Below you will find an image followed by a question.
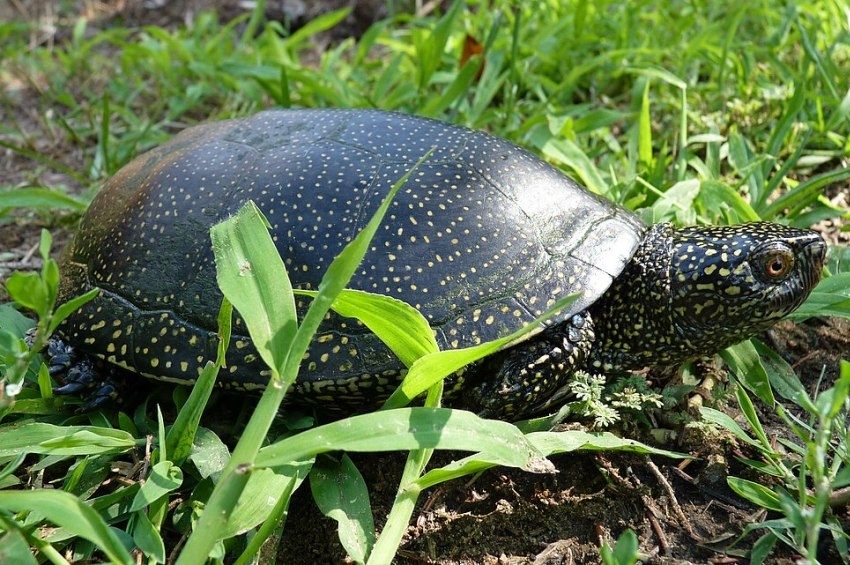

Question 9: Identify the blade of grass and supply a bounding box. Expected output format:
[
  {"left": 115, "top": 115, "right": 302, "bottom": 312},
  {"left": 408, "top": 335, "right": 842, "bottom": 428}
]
[
  {"left": 211, "top": 202, "right": 296, "bottom": 378},
  {"left": 0, "top": 187, "right": 89, "bottom": 213},
  {"left": 165, "top": 299, "right": 232, "bottom": 465},
  {"left": 178, "top": 155, "right": 432, "bottom": 563},
  {"left": 761, "top": 167, "right": 850, "bottom": 219},
  {"left": 721, "top": 341, "right": 776, "bottom": 406},
  {"left": 294, "top": 288, "right": 438, "bottom": 367},
  {"left": 382, "top": 293, "right": 579, "bottom": 409},
  {"left": 0, "top": 423, "right": 137, "bottom": 457},
  {"left": 0, "top": 140, "right": 89, "bottom": 185},
  {"left": 0, "top": 490, "right": 132, "bottom": 565},
  {"left": 256, "top": 408, "right": 548, "bottom": 470}
]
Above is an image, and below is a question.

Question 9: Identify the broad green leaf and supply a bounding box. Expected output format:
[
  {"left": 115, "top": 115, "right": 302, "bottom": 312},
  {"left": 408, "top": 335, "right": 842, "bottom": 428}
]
[
  {"left": 230, "top": 460, "right": 314, "bottom": 564},
  {"left": 211, "top": 201, "right": 296, "bottom": 377},
  {"left": 310, "top": 455, "right": 375, "bottom": 564},
  {"left": 612, "top": 529, "right": 639, "bottom": 565},
  {"left": 0, "top": 305, "right": 33, "bottom": 338},
  {"left": 792, "top": 294, "right": 850, "bottom": 320},
  {"left": 750, "top": 339, "right": 815, "bottom": 413},
  {"left": 5, "top": 272, "right": 47, "bottom": 317},
  {"left": 132, "top": 511, "right": 166, "bottom": 563},
  {"left": 49, "top": 288, "right": 100, "bottom": 334},
  {"left": 0, "top": 423, "right": 136, "bottom": 457},
  {"left": 734, "top": 385, "right": 772, "bottom": 449},
  {"left": 189, "top": 427, "right": 231, "bottom": 481},
  {"left": 698, "top": 180, "right": 761, "bottom": 222},
  {"left": 0, "top": 187, "right": 89, "bottom": 212},
  {"left": 0, "top": 489, "right": 132, "bottom": 565},
  {"left": 0, "top": 528, "right": 38, "bottom": 565},
  {"left": 129, "top": 461, "right": 183, "bottom": 512},
  {"left": 219, "top": 461, "right": 313, "bottom": 540},
  {"left": 382, "top": 293, "right": 579, "bottom": 409},
  {"left": 295, "top": 288, "right": 437, "bottom": 367},
  {"left": 727, "top": 477, "right": 782, "bottom": 512},
  {"left": 721, "top": 341, "right": 775, "bottom": 406},
  {"left": 256, "top": 408, "right": 551, "bottom": 473},
  {"left": 699, "top": 407, "right": 761, "bottom": 448},
  {"left": 792, "top": 273, "right": 850, "bottom": 320}
]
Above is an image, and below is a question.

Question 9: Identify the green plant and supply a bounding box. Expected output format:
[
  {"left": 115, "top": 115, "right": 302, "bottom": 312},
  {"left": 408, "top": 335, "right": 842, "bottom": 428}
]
[
  {"left": 704, "top": 356, "right": 850, "bottom": 563},
  {"left": 0, "top": 230, "right": 97, "bottom": 413},
  {"left": 176, "top": 191, "right": 682, "bottom": 563},
  {"left": 600, "top": 528, "right": 640, "bottom": 565}
]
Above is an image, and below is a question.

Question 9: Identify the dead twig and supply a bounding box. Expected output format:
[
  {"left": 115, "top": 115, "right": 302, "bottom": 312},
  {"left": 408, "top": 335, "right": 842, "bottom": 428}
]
[
  {"left": 646, "top": 459, "right": 701, "bottom": 541},
  {"left": 829, "top": 486, "right": 850, "bottom": 508},
  {"left": 139, "top": 434, "right": 153, "bottom": 480},
  {"left": 646, "top": 510, "right": 670, "bottom": 556}
]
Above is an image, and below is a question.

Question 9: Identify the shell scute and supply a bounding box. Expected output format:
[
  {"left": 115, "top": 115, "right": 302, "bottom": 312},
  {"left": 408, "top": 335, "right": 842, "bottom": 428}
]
[{"left": 60, "top": 109, "right": 646, "bottom": 389}]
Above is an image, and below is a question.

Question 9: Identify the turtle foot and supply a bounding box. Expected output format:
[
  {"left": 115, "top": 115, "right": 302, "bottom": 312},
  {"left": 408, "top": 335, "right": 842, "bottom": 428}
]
[
  {"left": 45, "top": 336, "right": 122, "bottom": 411},
  {"left": 465, "top": 312, "right": 596, "bottom": 419}
]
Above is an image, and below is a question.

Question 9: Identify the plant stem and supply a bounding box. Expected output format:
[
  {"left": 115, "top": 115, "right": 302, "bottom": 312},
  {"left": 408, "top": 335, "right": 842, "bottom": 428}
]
[
  {"left": 366, "top": 454, "right": 425, "bottom": 564},
  {"left": 175, "top": 376, "right": 290, "bottom": 564}
]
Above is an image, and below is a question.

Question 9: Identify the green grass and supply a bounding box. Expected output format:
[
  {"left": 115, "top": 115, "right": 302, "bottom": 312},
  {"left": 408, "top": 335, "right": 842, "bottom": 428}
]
[{"left": 1, "top": 0, "right": 850, "bottom": 562}]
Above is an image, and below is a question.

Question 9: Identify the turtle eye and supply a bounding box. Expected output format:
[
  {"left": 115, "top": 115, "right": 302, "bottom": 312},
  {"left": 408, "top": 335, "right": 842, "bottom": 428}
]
[{"left": 760, "top": 249, "right": 794, "bottom": 280}]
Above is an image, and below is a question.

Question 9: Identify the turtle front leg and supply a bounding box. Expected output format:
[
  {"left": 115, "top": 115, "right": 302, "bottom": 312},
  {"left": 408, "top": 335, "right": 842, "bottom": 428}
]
[
  {"left": 464, "top": 312, "right": 596, "bottom": 418},
  {"left": 40, "top": 335, "right": 123, "bottom": 411}
]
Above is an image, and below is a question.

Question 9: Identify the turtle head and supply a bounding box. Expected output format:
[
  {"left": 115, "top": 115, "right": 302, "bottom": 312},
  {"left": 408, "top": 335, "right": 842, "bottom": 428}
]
[
  {"left": 588, "top": 222, "right": 825, "bottom": 372},
  {"left": 669, "top": 222, "right": 826, "bottom": 348}
]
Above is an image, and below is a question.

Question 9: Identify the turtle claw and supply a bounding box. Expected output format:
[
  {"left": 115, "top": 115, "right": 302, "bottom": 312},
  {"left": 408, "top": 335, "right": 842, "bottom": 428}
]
[
  {"left": 43, "top": 337, "right": 123, "bottom": 411},
  {"left": 77, "top": 382, "right": 118, "bottom": 412},
  {"left": 47, "top": 344, "right": 74, "bottom": 375},
  {"left": 52, "top": 358, "right": 96, "bottom": 395}
]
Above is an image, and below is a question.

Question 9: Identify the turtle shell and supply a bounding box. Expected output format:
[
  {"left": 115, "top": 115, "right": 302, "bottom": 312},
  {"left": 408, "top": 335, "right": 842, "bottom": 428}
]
[{"left": 59, "top": 109, "right": 646, "bottom": 400}]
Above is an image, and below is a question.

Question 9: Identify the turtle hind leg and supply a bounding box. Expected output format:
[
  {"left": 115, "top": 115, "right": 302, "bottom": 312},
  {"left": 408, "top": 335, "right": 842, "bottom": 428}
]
[
  {"left": 42, "top": 335, "right": 124, "bottom": 411},
  {"left": 463, "top": 312, "right": 595, "bottom": 419}
]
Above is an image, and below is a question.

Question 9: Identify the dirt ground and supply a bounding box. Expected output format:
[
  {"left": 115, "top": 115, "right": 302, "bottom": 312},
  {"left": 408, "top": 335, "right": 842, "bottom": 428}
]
[{"left": 2, "top": 3, "right": 849, "bottom": 564}]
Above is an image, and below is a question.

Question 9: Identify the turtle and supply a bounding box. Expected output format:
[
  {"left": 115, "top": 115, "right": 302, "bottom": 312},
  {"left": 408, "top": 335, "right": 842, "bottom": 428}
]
[{"left": 51, "top": 109, "right": 827, "bottom": 417}]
